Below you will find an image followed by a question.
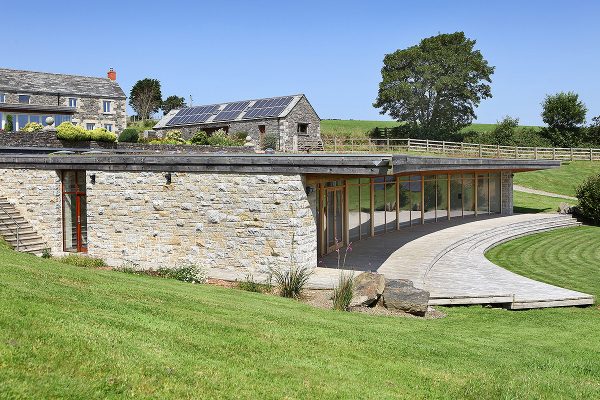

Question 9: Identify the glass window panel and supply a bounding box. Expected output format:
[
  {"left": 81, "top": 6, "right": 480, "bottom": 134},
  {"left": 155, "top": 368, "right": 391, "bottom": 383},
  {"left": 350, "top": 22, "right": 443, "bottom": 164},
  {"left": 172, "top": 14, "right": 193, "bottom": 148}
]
[
  {"left": 63, "top": 171, "right": 77, "bottom": 192},
  {"left": 463, "top": 175, "right": 475, "bottom": 216},
  {"left": 335, "top": 190, "right": 344, "bottom": 246},
  {"left": 450, "top": 175, "right": 463, "bottom": 218},
  {"left": 63, "top": 193, "right": 77, "bottom": 252},
  {"left": 348, "top": 184, "right": 361, "bottom": 242},
  {"left": 489, "top": 173, "right": 501, "bottom": 213},
  {"left": 477, "top": 174, "right": 489, "bottom": 214},
  {"left": 359, "top": 184, "right": 371, "bottom": 239},
  {"left": 80, "top": 195, "right": 88, "bottom": 248},
  {"left": 17, "top": 115, "right": 28, "bottom": 130},
  {"left": 385, "top": 181, "right": 397, "bottom": 231},
  {"left": 18, "top": 95, "right": 30, "bottom": 104},
  {"left": 423, "top": 179, "right": 436, "bottom": 223},
  {"left": 436, "top": 175, "right": 448, "bottom": 221},
  {"left": 373, "top": 183, "right": 386, "bottom": 234},
  {"left": 327, "top": 191, "right": 335, "bottom": 248},
  {"left": 410, "top": 176, "right": 422, "bottom": 225},
  {"left": 399, "top": 180, "right": 411, "bottom": 227},
  {"left": 29, "top": 115, "right": 40, "bottom": 124}
]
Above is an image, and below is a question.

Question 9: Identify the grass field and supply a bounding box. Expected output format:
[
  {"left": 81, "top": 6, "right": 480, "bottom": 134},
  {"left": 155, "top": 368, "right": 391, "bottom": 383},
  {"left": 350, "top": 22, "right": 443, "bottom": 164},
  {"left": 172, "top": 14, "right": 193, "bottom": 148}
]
[
  {"left": 2, "top": 239, "right": 600, "bottom": 399},
  {"left": 514, "top": 161, "right": 600, "bottom": 197},
  {"left": 486, "top": 225, "right": 600, "bottom": 299},
  {"left": 513, "top": 191, "right": 567, "bottom": 213},
  {"left": 320, "top": 120, "right": 540, "bottom": 139}
]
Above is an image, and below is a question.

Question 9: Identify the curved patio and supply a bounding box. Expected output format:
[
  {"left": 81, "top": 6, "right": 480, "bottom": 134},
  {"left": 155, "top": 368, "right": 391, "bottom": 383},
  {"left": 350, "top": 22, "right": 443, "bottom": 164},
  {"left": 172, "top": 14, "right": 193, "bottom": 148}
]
[{"left": 311, "top": 214, "right": 595, "bottom": 309}]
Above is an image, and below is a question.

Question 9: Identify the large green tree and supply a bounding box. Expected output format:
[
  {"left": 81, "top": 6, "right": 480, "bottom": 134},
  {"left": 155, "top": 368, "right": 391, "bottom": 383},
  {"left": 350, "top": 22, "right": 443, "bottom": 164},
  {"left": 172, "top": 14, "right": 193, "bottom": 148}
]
[
  {"left": 540, "top": 92, "right": 587, "bottom": 147},
  {"left": 373, "top": 32, "right": 494, "bottom": 139},
  {"left": 161, "top": 95, "right": 187, "bottom": 115},
  {"left": 129, "top": 78, "right": 162, "bottom": 120}
]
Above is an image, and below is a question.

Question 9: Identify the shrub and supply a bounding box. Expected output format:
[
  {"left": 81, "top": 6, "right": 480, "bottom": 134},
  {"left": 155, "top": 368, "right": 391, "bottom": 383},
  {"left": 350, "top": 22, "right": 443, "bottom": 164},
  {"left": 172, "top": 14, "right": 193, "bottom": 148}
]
[
  {"left": 41, "top": 248, "right": 52, "bottom": 258},
  {"left": 162, "top": 130, "right": 187, "bottom": 144},
  {"left": 190, "top": 130, "right": 209, "bottom": 145},
  {"left": 262, "top": 133, "right": 279, "bottom": 150},
  {"left": 207, "top": 129, "right": 238, "bottom": 146},
  {"left": 21, "top": 122, "right": 44, "bottom": 133},
  {"left": 57, "top": 254, "right": 107, "bottom": 268},
  {"left": 271, "top": 266, "right": 312, "bottom": 299},
  {"left": 118, "top": 128, "right": 139, "bottom": 143},
  {"left": 56, "top": 122, "right": 90, "bottom": 141},
  {"left": 232, "top": 131, "right": 249, "bottom": 143},
  {"left": 89, "top": 128, "right": 117, "bottom": 142},
  {"left": 155, "top": 264, "right": 206, "bottom": 283},
  {"left": 238, "top": 274, "right": 272, "bottom": 293},
  {"left": 332, "top": 271, "right": 354, "bottom": 311},
  {"left": 5, "top": 115, "right": 13, "bottom": 132},
  {"left": 576, "top": 174, "right": 600, "bottom": 225}
]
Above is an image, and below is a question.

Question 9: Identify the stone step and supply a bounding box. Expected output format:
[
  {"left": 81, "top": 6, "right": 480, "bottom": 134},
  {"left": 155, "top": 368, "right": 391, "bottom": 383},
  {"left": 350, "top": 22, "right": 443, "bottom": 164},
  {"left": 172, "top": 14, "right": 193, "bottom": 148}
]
[
  {"left": 5, "top": 237, "right": 46, "bottom": 247},
  {"left": 3, "top": 231, "right": 42, "bottom": 241}
]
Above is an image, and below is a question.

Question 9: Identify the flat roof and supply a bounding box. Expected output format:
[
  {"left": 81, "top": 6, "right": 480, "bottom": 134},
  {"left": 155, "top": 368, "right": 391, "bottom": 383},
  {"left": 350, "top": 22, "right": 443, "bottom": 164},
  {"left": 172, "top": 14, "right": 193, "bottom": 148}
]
[{"left": 0, "top": 151, "right": 560, "bottom": 175}]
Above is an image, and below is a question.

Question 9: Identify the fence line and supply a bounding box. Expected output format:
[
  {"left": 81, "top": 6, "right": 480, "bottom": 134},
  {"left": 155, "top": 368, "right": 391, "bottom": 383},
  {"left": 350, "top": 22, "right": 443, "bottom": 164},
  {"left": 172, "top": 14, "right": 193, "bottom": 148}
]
[{"left": 321, "top": 137, "right": 600, "bottom": 161}]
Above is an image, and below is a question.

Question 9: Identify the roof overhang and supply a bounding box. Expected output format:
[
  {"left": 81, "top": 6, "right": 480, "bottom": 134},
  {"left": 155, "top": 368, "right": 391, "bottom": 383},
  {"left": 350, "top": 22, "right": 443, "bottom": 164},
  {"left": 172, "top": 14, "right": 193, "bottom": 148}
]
[
  {"left": 0, "top": 103, "right": 76, "bottom": 114},
  {"left": 0, "top": 151, "right": 560, "bottom": 175}
]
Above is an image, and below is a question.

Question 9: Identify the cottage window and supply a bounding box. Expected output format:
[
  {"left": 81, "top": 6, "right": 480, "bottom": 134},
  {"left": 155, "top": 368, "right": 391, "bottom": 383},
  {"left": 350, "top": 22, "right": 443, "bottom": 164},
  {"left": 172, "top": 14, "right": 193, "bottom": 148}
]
[
  {"left": 18, "top": 95, "right": 31, "bottom": 104},
  {"left": 69, "top": 98, "right": 77, "bottom": 108},
  {"left": 86, "top": 123, "right": 95, "bottom": 130},
  {"left": 104, "top": 124, "right": 113, "bottom": 132},
  {"left": 103, "top": 100, "right": 111, "bottom": 113},
  {"left": 297, "top": 123, "right": 308, "bottom": 134},
  {"left": 62, "top": 170, "right": 87, "bottom": 253},
  {"left": 0, "top": 93, "right": 5, "bottom": 103}
]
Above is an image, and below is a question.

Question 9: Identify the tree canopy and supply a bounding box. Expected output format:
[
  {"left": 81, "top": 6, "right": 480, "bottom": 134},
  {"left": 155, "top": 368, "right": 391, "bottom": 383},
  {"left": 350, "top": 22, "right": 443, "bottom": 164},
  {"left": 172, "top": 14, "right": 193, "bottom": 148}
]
[
  {"left": 129, "top": 78, "right": 162, "bottom": 120},
  {"left": 162, "top": 95, "right": 187, "bottom": 115},
  {"left": 373, "top": 32, "right": 494, "bottom": 139},
  {"left": 540, "top": 92, "right": 587, "bottom": 146}
]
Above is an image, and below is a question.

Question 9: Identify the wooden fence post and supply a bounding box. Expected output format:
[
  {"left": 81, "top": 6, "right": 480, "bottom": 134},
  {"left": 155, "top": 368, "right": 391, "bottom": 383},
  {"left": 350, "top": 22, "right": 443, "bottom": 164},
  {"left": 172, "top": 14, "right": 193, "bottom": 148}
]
[
  {"left": 334, "top": 137, "right": 338, "bottom": 152},
  {"left": 386, "top": 138, "right": 390, "bottom": 151},
  {"left": 534, "top": 147, "right": 538, "bottom": 160},
  {"left": 442, "top": 141, "right": 446, "bottom": 154},
  {"left": 497, "top": 145, "right": 500, "bottom": 157},
  {"left": 570, "top": 148, "right": 574, "bottom": 161},
  {"left": 479, "top": 143, "right": 482, "bottom": 157},
  {"left": 515, "top": 146, "right": 518, "bottom": 158},
  {"left": 553, "top": 148, "right": 556, "bottom": 160},
  {"left": 591, "top": 148, "right": 594, "bottom": 161}
]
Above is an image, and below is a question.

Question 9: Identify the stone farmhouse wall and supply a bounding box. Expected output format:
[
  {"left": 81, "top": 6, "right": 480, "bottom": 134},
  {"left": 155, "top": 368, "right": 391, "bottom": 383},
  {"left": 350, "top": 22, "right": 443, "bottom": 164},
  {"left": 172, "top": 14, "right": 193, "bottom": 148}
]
[
  {"left": 501, "top": 171, "right": 514, "bottom": 215},
  {"left": 0, "top": 168, "right": 318, "bottom": 281},
  {"left": 2, "top": 91, "right": 127, "bottom": 132}
]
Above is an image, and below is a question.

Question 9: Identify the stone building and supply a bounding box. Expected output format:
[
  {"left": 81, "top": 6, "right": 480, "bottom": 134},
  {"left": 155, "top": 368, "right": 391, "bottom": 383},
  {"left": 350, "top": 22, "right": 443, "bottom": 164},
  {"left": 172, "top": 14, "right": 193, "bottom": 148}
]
[
  {"left": 0, "top": 67, "right": 127, "bottom": 133},
  {"left": 153, "top": 94, "right": 322, "bottom": 152},
  {"left": 0, "top": 150, "right": 556, "bottom": 283}
]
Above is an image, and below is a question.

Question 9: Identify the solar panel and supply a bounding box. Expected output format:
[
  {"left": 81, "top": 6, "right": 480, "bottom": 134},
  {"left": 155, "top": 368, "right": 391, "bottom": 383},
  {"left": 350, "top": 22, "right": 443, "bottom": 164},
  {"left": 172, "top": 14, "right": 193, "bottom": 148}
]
[
  {"left": 222, "top": 101, "right": 250, "bottom": 112},
  {"left": 242, "top": 96, "right": 294, "bottom": 120}
]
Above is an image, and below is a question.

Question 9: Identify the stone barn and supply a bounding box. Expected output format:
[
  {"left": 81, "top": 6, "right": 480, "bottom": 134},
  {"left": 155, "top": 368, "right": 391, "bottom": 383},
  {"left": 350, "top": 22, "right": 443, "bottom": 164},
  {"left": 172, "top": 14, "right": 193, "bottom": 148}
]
[{"left": 153, "top": 94, "right": 322, "bottom": 152}]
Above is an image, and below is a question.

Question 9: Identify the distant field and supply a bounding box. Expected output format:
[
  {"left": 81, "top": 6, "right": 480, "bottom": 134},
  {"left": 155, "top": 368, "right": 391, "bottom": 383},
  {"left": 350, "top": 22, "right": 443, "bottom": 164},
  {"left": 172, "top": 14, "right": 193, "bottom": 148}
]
[
  {"left": 514, "top": 161, "right": 600, "bottom": 197},
  {"left": 321, "top": 120, "right": 540, "bottom": 139}
]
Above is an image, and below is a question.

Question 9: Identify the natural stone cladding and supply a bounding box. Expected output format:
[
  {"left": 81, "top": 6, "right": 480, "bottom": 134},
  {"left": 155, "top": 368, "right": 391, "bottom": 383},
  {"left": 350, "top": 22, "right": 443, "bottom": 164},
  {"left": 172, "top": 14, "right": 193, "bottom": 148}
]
[
  {"left": 0, "top": 168, "right": 63, "bottom": 253},
  {"left": 86, "top": 171, "right": 317, "bottom": 280},
  {"left": 501, "top": 171, "right": 514, "bottom": 215}
]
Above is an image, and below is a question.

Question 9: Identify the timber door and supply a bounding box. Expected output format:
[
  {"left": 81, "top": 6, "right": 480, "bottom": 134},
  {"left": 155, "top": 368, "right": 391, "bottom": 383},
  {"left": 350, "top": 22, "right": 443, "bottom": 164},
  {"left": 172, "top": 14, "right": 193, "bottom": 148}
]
[
  {"left": 324, "top": 186, "right": 345, "bottom": 253},
  {"left": 62, "top": 171, "right": 88, "bottom": 252}
]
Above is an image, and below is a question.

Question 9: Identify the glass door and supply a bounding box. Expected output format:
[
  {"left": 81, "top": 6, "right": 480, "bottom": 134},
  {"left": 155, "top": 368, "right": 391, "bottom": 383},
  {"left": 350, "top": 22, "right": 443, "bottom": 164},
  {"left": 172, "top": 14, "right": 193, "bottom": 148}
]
[
  {"left": 62, "top": 171, "right": 87, "bottom": 252},
  {"left": 325, "top": 186, "right": 345, "bottom": 253}
]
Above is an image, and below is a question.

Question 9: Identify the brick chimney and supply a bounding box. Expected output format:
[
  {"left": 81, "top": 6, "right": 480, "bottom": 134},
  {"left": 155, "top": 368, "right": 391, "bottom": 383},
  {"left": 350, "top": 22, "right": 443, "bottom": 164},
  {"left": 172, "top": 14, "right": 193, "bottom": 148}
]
[{"left": 107, "top": 68, "right": 116, "bottom": 81}]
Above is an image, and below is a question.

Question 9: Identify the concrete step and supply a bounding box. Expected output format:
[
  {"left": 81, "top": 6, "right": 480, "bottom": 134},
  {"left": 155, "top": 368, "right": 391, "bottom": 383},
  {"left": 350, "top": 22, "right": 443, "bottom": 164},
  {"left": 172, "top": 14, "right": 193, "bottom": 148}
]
[{"left": 3, "top": 232, "right": 43, "bottom": 241}]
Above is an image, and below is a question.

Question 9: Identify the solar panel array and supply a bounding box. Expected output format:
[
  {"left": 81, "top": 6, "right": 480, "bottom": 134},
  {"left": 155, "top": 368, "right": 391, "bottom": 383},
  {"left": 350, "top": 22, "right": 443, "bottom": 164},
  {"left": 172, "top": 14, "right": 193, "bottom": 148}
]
[
  {"left": 165, "top": 96, "right": 296, "bottom": 126},
  {"left": 242, "top": 96, "right": 294, "bottom": 119},
  {"left": 213, "top": 101, "right": 251, "bottom": 121},
  {"left": 166, "top": 104, "right": 220, "bottom": 126}
]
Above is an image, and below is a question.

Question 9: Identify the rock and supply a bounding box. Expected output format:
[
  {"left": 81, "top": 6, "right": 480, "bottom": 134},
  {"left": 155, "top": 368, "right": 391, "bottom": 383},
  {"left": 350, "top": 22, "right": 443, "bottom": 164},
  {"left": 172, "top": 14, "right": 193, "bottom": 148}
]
[
  {"left": 559, "top": 202, "right": 573, "bottom": 214},
  {"left": 350, "top": 272, "right": 385, "bottom": 307},
  {"left": 382, "top": 279, "right": 430, "bottom": 316}
]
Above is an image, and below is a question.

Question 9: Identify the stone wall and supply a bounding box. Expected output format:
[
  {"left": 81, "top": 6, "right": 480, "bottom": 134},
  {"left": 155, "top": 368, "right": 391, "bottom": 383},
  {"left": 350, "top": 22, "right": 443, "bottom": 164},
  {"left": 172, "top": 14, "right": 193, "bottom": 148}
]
[
  {"left": 85, "top": 171, "right": 317, "bottom": 280},
  {"left": 0, "top": 169, "right": 63, "bottom": 253},
  {"left": 279, "top": 96, "right": 321, "bottom": 151},
  {"left": 501, "top": 171, "right": 514, "bottom": 215}
]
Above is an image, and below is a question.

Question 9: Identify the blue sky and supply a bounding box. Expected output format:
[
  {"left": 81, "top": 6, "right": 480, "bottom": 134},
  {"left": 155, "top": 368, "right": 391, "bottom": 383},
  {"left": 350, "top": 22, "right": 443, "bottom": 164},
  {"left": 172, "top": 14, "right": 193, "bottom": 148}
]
[{"left": 4, "top": 1, "right": 599, "bottom": 125}]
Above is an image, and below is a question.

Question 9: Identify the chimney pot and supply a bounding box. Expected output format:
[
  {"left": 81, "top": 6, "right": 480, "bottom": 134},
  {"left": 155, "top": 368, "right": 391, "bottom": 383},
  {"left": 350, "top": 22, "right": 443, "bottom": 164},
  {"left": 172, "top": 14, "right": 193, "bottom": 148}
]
[{"left": 107, "top": 68, "right": 116, "bottom": 81}]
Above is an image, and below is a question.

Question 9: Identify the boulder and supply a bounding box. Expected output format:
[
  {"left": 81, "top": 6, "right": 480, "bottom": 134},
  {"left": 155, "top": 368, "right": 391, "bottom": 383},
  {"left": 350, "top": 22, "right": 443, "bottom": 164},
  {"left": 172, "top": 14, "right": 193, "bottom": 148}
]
[
  {"left": 350, "top": 272, "right": 385, "bottom": 307},
  {"left": 382, "top": 279, "right": 430, "bottom": 316}
]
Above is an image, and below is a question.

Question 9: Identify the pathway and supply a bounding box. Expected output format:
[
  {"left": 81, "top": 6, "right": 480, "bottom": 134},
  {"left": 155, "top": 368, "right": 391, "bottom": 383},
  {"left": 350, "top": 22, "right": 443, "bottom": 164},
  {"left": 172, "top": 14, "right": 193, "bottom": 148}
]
[
  {"left": 513, "top": 184, "right": 577, "bottom": 201},
  {"left": 310, "top": 214, "right": 595, "bottom": 309}
]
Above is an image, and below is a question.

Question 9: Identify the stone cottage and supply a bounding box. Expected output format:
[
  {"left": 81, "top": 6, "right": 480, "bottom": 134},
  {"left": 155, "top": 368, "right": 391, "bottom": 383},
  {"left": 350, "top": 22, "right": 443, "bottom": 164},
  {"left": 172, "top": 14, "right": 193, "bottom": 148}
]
[
  {"left": 0, "top": 67, "right": 127, "bottom": 133},
  {"left": 153, "top": 94, "right": 322, "bottom": 152}
]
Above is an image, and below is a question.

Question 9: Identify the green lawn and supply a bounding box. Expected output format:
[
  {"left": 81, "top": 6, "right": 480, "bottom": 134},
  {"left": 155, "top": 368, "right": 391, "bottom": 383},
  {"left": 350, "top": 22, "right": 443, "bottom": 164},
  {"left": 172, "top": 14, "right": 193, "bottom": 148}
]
[
  {"left": 486, "top": 225, "right": 600, "bottom": 299},
  {"left": 2, "top": 242, "right": 600, "bottom": 398},
  {"left": 321, "top": 120, "right": 540, "bottom": 139},
  {"left": 514, "top": 161, "right": 600, "bottom": 197},
  {"left": 513, "top": 191, "right": 568, "bottom": 213}
]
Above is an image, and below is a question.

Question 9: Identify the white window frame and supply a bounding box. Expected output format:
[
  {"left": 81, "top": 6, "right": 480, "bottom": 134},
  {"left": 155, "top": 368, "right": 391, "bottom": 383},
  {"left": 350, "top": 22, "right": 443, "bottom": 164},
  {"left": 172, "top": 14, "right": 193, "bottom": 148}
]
[
  {"left": 68, "top": 98, "right": 78, "bottom": 108},
  {"left": 86, "top": 123, "right": 96, "bottom": 130},
  {"left": 102, "top": 100, "right": 112, "bottom": 114},
  {"left": 18, "top": 94, "right": 31, "bottom": 104},
  {"left": 104, "top": 124, "right": 113, "bottom": 132},
  {"left": 0, "top": 93, "right": 5, "bottom": 103}
]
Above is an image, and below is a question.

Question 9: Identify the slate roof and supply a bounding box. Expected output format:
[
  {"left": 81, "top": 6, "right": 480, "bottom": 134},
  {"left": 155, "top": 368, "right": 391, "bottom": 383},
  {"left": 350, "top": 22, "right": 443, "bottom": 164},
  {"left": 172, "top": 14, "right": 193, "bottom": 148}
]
[
  {"left": 154, "top": 94, "right": 305, "bottom": 129},
  {"left": 0, "top": 68, "right": 126, "bottom": 99}
]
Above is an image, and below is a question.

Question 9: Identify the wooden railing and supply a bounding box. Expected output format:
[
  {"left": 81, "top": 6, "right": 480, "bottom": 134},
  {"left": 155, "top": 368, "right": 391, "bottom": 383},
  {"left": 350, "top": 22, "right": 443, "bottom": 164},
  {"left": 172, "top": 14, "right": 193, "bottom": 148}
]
[{"left": 321, "top": 137, "right": 600, "bottom": 161}]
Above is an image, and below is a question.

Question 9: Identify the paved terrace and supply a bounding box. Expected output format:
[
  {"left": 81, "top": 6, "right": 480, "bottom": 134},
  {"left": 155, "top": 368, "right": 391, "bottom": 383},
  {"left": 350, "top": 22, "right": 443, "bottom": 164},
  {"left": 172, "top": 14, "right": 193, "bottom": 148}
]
[{"left": 311, "top": 214, "right": 595, "bottom": 309}]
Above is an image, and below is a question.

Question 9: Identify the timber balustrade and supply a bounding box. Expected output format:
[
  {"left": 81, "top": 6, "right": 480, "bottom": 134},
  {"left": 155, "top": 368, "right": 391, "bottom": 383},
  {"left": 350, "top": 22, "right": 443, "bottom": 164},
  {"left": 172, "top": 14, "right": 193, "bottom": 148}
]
[{"left": 321, "top": 137, "right": 600, "bottom": 161}]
